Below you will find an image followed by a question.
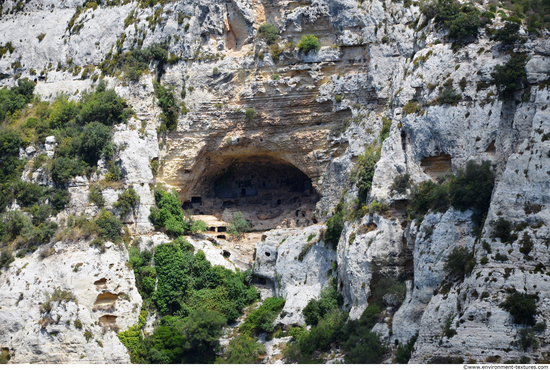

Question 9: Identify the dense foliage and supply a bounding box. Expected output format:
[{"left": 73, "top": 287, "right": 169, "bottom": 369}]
[
  {"left": 120, "top": 237, "right": 259, "bottom": 363},
  {"left": 227, "top": 211, "right": 251, "bottom": 238},
  {"left": 114, "top": 187, "right": 140, "bottom": 217},
  {"left": 500, "top": 292, "right": 539, "bottom": 325},
  {"left": 0, "top": 80, "right": 132, "bottom": 269},
  {"left": 444, "top": 246, "right": 475, "bottom": 280},
  {"left": 323, "top": 206, "right": 344, "bottom": 249},
  {"left": 407, "top": 160, "right": 494, "bottom": 226},
  {"left": 154, "top": 81, "right": 180, "bottom": 132},
  {"left": 490, "top": 54, "right": 528, "bottom": 99},
  {"left": 297, "top": 35, "right": 321, "bottom": 55},
  {"left": 240, "top": 297, "right": 285, "bottom": 337},
  {"left": 493, "top": 22, "right": 522, "bottom": 45},
  {"left": 433, "top": 0, "right": 480, "bottom": 46},
  {"left": 284, "top": 282, "right": 387, "bottom": 364},
  {"left": 258, "top": 23, "right": 280, "bottom": 45},
  {"left": 395, "top": 333, "right": 418, "bottom": 364},
  {"left": 149, "top": 186, "right": 207, "bottom": 236},
  {"left": 303, "top": 285, "right": 343, "bottom": 326}
]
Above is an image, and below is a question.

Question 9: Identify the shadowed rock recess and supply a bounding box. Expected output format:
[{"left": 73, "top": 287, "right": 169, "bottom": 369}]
[{"left": 1, "top": 0, "right": 550, "bottom": 365}]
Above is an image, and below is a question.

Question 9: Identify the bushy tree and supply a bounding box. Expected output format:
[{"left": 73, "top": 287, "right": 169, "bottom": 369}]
[
  {"left": 149, "top": 187, "right": 205, "bottom": 236},
  {"left": 490, "top": 54, "right": 528, "bottom": 99},
  {"left": 114, "top": 188, "right": 140, "bottom": 217},
  {"left": 154, "top": 82, "right": 179, "bottom": 131},
  {"left": 80, "top": 121, "right": 112, "bottom": 164},
  {"left": 490, "top": 217, "right": 512, "bottom": 242},
  {"left": 240, "top": 297, "right": 285, "bottom": 336},
  {"left": 323, "top": 210, "right": 344, "bottom": 248},
  {"left": 343, "top": 328, "right": 386, "bottom": 363},
  {"left": 444, "top": 247, "right": 474, "bottom": 279},
  {"left": 227, "top": 211, "right": 251, "bottom": 238},
  {"left": 297, "top": 35, "right": 321, "bottom": 55},
  {"left": 216, "top": 335, "right": 266, "bottom": 364},
  {"left": 493, "top": 22, "right": 522, "bottom": 45},
  {"left": 95, "top": 209, "right": 123, "bottom": 243},
  {"left": 258, "top": 23, "right": 280, "bottom": 44},
  {"left": 500, "top": 292, "right": 539, "bottom": 325},
  {"left": 79, "top": 86, "right": 131, "bottom": 126}
]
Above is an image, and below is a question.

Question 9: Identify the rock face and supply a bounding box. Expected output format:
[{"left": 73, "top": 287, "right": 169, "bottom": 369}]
[
  {"left": 253, "top": 225, "right": 337, "bottom": 326},
  {"left": 0, "top": 241, "right": 140, "bottom": 363},
  {"left": 1, "top": 0, "right": 550, "bottom": 364}
]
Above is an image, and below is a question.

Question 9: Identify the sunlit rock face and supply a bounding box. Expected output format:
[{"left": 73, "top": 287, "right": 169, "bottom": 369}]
[{"left": 1, "top": 0, "right": 550, "bottom": 364}]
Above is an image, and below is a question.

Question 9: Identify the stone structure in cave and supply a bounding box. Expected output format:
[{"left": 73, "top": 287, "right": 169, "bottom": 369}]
[{"left": 181, "top": 156, "right": 320, "bottom": 230}]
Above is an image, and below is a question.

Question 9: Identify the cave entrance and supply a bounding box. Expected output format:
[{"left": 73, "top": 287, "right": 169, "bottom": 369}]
[{"left": 182, "top": 155, "right": 320, "bottom": 230}]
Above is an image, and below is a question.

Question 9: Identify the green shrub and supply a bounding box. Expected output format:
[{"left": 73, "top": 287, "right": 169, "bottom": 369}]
[
  {"left": 491, "top": 217, "right": 512, "bottom": 242},
  {"left": 114, "top": 188, "right": 140, "bottom": 217},
  {"left": 80, "top": 121, "right": 112, "bottom": 165},
  {"left": 95, "top": 209, "right": 123, "bottom": 243},
  {"left": 149, "top": 187, "right": 205, "bottom": 236},
  {"left": 297, "top": 35, "right": 321, "bottom": 55},
  {"left": 358, "top": 304, "right": 381, "bottom": 330},
  {"left": 240, "top": 297, "right": 285, "bottom": 336},
  {"left": 444, "top": 247, "right": 474, "bottom": 279},
  {"left": 434, "top": 0, "right": 480, "bottom": 45},
  {"left": 396, "top": 333, "right": 418, "bottom": 364},
  {"left": 350, "top": 146, "right": 381, "bottom": 202},
  {"left": 302, "top": 284, "right": 342, "bottom": 326},
  {"left": 343, "top": 328, "right": 386, "bottom": 363},
  {"left": 245, "top": 108, "right": 256, "bottom": 121},
  {"left": 30, "top": 204, "right": 51, "bottom": 226},
  {"left": 50, "top": 188, "right": 71, "bottom": 212},
  {"left": 500, "top": 292, "right": 539, "bottom": 325},
  {"left": 216, "top": 334, "right": 266, "bottom": 364},
  {"left": 154, "top": 81, "right": 179, "bottom": 131},
  {"left": 493, "top": 22, "right": 522, "bottom": 45},
  {"left": 323, "top": 210, "right": 344, "bottom": 249},
  {"left": 438, "top": 86, "right": 461, "bottom": 104},
  {"left": 152, "top": 241, "right": 258, "bottom": 319},
  {"left": 408, "top": 161, "right": 494, "bottom": 225},
  {"left": 258, "top": 23, "right": 280, "bottom": 44},
  {"left": 0, "top": 250, "right": 14, "bottom": 270},
  {"left": 391, "top": 174, "right": 410, "bottom": 194},
  {"left": 227, "top": 211, "right": 251, "bottom": 238},
  {"left": 490, "top": 54, "right": 528, "bottom": 99},
  {"left": 379, "top": 117, "right": 392, "bottom": 143},
  {"left": 79, "top": 86, "right": 131, "bottom": 126},
  {"left": 88, "top": 185, "right": 105, "bottom": 207},
  {"left": 51, "top": 157, "right": 83, "bottom": 186}
]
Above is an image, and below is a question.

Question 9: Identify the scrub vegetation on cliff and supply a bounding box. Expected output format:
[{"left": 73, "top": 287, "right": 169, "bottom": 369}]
[
  {"left": 0, "top": 80, "right": 132, "bottom": 270},
  {"left": 119, "top": 237, "right": 259, "bottom": 363}
]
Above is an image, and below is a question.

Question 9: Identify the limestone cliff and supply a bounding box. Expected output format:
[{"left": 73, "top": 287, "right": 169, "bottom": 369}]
[{"left": 1, "top": 0, "right": 550, "bottom": 364}]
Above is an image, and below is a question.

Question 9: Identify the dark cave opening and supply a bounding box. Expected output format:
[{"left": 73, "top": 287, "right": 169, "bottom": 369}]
[{"left": 182, "top": 155, "right": 320, "bottom": 230}]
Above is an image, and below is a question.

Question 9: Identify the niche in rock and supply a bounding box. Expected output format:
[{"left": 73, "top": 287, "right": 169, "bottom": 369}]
[
  {"left": 421, "top": 153, "right": 452, "bottom": 179},
  {"left": 182, "top": 156, "right": 320, "bottom": 230}
]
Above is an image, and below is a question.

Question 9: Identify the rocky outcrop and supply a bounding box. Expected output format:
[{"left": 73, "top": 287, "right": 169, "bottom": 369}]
[{"left": 0, "top": 241, "right": 140, "bottom": 363}]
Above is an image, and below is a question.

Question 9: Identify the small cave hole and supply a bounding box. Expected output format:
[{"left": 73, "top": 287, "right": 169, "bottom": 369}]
[
  {"left": 217, "top": 235, "right": 226, "bottom": 239},
  {"left": 217, "top": 226, "right": 227, "bottom": 232},
  {"left": 265, "top": 252, "right": 271, "bottom": 257},
  {"left": 222, "top": 250, "right": 231, "bottom": 258}
]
